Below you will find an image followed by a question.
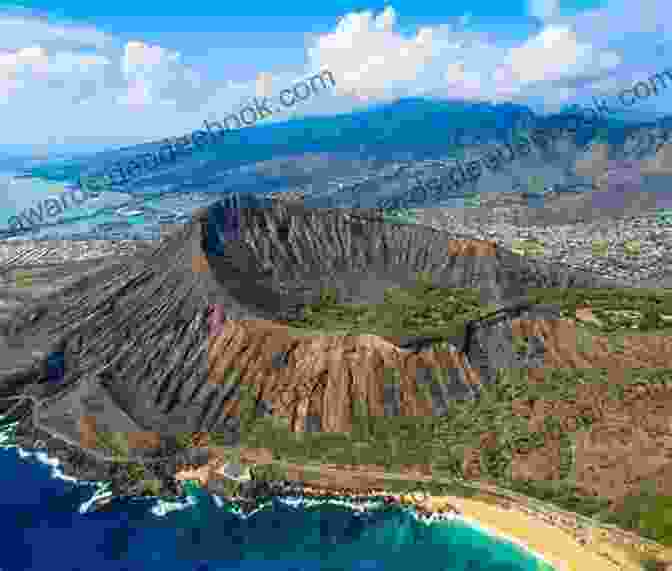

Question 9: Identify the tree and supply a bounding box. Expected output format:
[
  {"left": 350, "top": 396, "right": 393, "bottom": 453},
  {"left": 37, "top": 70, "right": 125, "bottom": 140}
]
[
  {"left": 639, "top": 301, "right": 660, "bottom": 331},
  {"left": 3, "top": 197, "right": 622, "bottom": 494}
]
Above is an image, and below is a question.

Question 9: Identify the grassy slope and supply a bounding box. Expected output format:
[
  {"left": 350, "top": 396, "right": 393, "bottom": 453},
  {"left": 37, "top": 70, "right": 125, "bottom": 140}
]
[
  {"left": 159, "top": 208, "right": 672, "bottom": 566},
  {"left": 285, "top": 274, "right": 498, "bottom": 340},
  {"left": 203, "top": 284, "right": 672, "bottom": 547}
]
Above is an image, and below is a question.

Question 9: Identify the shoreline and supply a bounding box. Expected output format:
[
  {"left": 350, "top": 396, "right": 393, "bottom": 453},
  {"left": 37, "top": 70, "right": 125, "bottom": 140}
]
[
  {"left": 172, "top": 460, "right": 637, "bottom": 571},
  {"left": 287, "top": 488, "right": 643, "bottom": 571},
  {"left": 289, "top": 489, "right": 632, "bottom": 571},
  {"left": 0, "top": 426, "right": 653, "bottom": 571}
]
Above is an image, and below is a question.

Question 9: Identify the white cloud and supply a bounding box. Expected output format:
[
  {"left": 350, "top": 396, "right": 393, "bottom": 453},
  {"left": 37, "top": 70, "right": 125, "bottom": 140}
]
[
  {"left": 306, "top": 6, "right": 622, "bottom": 108},
  {"left": 256, "top": 72, "right": 273, "bottom": 97},
  {"left": 502, "top": 26, "right": 621, "bottom": 84},
  {"left": 121, "top": 40, "right": 180, "bottom": 79},
  {"left": 0, "top": 1, "right": 670, "bottom": 150},
  {"left": 0, "top": 14, "right": 113, "bottom": 51},
  {"left": 307, "top": 7, "right": 440, "bottom": 101}
]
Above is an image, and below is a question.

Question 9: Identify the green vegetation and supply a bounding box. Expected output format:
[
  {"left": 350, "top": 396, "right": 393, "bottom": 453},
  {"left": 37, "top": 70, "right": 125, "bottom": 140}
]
[
  {"left": 139, "top": 478, "right": 163, "bottom": 496},
  {"left": 557, "top": 431, "right": 573, "bottom": 481},
  {"left": 231, "top": 285, "right": 672, "bottom": 544},
  {"left": 640, "top": 558, "right": 664, "bottom": 571},
  {"left": 603, "top": 481, "right": 672, "bottom": 547},
  {"left": 209, "top": 431, "right": 234, "bottom": 447},
  {"left": 238, "top": 383, "right": 258, "bottom": 438},
  {"left": 175, "top": 432, "right": 194, "bottom": 450},
  {"left": 365, "top": 477, "right": 478, "bottom": 497},
  {"left": 640, "top": 300, "right": 663, "bottom": 331},
  {"left": 512, "top": 335, "right": 530, "bottom": 356},
  {"left": 251, "top": 463, "right": 289, "bottom": 482},
  {"left": 506, "top": 479, "right": 612, "bottom": 519},
  {"left": 351, "top": 398, "right": 371, "bottom": 441},
  {"left": 239, "top": 352, "right": 670, "bottom": 540},
  {"left": 383, "top": 367, "right": 401, "bottom": 386},
  {"left": 511, "top": 238, "right": 546, "bottom": 257},
  {"left": 213, "top": 477, "right": 242, "bottom": 496},
  {"left": 126, "top": 462, "right": 148, "bottom": 485},
  {"left": 591, "top": 239, "right": 609, "bottom": 257},
  {"left": 288, "top": 278, "right": 491, "bottom": 340},
  {"left": 243, "top": 411, "right": 435, "bottom": 472},
  {"left": 607, "top": 334, "right": 626, "bottom": 354},
  {"left": 14, "top": 270, "right": 33, "bottom": 288},
  {"left": 501, "top": 366, "right": 672, "bottom": 405},
  {"left": 525, "top": 287, "right": 672, "bottom": 335},
  {"left": 575, "top": 324, "right": 595, "bottom": 354},
  {"left": 623, "top": 239, "right": 642, "bottom": 257},
  {"left": 95, "top": 430, "right": 130, "bottom": 460}
]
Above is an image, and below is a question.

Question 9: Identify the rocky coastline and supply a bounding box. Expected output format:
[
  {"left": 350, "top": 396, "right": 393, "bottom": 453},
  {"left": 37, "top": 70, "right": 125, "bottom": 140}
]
[
  {"left": 0, "top": 289, "right": 564, "bottom": 505},
  {"left": 2, "top": 197, "right": 672, "bottom": 571},
  {"left": 2, "top": 412, "right": 459, "bottom": 522}
]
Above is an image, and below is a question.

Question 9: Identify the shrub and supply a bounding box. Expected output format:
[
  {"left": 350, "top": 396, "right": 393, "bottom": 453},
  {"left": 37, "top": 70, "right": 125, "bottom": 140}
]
[
  {"left": 175, "top": 432, "right": 193, "bottom": 450},
  {"left": 623, "top": 239, "right": 642, "bottom": 256},
  {"left": 140, "top": 478, "right": 163, "bottom": 496},
  {"left": 591, "top": 239, "right": 609, "bottom": 257},
  {"left": 639, "top": 302, "right": 660, "bottom": 331}
]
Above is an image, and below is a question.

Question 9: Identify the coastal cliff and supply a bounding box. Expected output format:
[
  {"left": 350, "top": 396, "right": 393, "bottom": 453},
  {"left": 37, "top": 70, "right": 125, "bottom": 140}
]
[
  {"left": 4, "top": 198, "right": 671, "bottom": 522},
  {"left": 0, "top": 200, "right": 620, "bottom": 431}
]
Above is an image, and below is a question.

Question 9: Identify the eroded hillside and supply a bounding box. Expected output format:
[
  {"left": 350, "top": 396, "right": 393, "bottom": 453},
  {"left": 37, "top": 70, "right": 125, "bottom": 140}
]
[{"left": 2, "top": 199, "right": 672, "bottom": 546}]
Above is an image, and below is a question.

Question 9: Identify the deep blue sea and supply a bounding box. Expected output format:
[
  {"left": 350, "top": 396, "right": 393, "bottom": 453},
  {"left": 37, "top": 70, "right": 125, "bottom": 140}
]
[{"left": 0, "top": 419, "right": 554, "bottom": 571}]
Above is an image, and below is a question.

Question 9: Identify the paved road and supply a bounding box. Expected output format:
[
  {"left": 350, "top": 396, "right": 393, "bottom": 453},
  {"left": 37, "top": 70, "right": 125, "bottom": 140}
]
[{"left": 2, "top": 392, "right": 666, "bottom": 553}]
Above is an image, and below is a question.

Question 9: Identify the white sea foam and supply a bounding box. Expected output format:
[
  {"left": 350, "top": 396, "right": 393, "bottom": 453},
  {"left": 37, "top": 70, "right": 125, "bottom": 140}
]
[
  {"left": 151, "top": 495, "right": 197, "bottom": 517},
  {"left": 16, "top": 446, "right": 84, "bottom": 483},
  {"left": 274, "top": 494, "right": 386, "bottom": 515},
  {"left": 0, "top": 420, "right": 18, "bottom": 446},
  {"left": 451, "top": 513, "right": 557, "bottom": 570},
  {"left": 79, "top": 488, "right": 114, "bottom": 514}
]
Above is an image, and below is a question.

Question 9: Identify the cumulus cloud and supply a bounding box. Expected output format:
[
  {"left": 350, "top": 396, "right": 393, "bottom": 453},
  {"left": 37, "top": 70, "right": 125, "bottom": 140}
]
[
  {"left": 501, "top": 26, "right": 621, "bottom": 85},
  {"left": 0, "top": 1, "right": 670, "bottom": 150},
  {"left": 306, "top": 6, "right": 621, "bottom": 110},
  {"left": 308, "top": 7, "right": 438, "bottom": 102},
  {"left": 117, "top": 41, "right": 187, "bottom": 106}
]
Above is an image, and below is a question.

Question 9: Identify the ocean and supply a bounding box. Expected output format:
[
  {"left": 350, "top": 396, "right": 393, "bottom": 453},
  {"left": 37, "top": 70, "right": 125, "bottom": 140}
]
[
  {"left": 0, "top": 172, "right": 228, "bottom": 241},
  {"left": 0, "top": 420, "right": 553, "bottom": 571}
]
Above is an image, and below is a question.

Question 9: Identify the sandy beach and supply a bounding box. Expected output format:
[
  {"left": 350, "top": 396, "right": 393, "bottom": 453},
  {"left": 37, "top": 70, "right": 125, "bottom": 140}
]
[
  {"left": 171, "top": 455, "right": 644, "bottom": 571},
  {"left": 403, "top": 494, "right": 643, "bottom": 571}
]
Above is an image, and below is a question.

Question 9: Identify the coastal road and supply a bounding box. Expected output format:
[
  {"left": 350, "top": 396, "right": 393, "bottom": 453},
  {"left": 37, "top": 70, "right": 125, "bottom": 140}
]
[
  {"left": 2, "top": 392, "right": 666, "bottom": 556},
  {"left": 257, "top": 456, "right": 668, "bottom": 554}
]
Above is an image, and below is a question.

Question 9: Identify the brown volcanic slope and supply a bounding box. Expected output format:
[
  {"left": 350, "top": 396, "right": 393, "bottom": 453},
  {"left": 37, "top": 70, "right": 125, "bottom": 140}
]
[
  {"left": 504, "top": 314, "right": 672, "bottom": 506},
  {"left": 1, "top": 200, "right": 647, "bottom": 483},
  {"left": 207, "top": 318, "right": 480, "bottom": 435}
]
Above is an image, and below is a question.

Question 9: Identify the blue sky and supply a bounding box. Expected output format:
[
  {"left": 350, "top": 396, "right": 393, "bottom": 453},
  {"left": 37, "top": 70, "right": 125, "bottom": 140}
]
[{"left": 0, "top": 0, "right": 670, "bottom": 154}]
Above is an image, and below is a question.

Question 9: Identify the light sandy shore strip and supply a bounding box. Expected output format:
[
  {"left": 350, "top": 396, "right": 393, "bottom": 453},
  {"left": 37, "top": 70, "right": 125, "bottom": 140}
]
[
  {"left": 413, "top": 495, "right": 642, "bottom": 571},
  {"left": 171, "top": 460, "right": 640, "bottom": 571}
]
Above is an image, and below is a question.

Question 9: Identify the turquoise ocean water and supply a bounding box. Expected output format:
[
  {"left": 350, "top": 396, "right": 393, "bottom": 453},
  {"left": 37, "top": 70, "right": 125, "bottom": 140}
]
[{"left": 0, "top": 420, "right": 554, "bottom": 571}]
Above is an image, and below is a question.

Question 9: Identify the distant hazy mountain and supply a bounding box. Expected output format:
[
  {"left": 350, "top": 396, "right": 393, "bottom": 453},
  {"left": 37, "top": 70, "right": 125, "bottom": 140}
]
[
  {"left": 16, "top": 98, "right": 542, "bottom": 186},
  {"left": 18, "top": 96, "right": 661, "bottom": 201}
]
